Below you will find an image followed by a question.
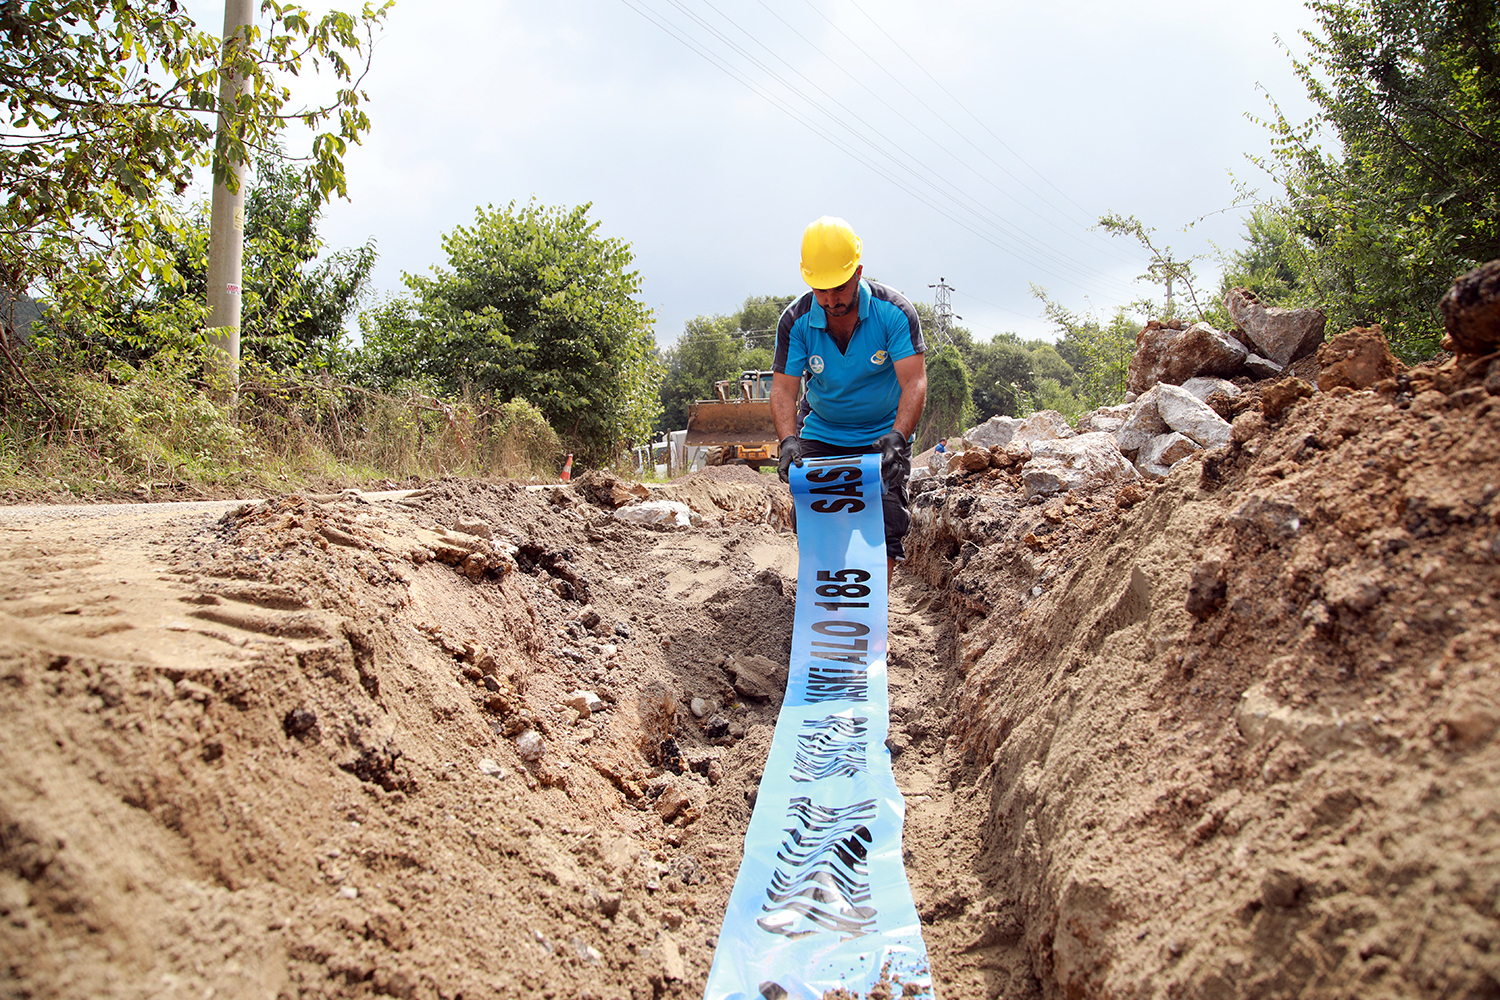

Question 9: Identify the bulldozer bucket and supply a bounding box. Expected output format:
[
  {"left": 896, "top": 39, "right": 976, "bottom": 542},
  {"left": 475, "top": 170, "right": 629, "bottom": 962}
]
[{"left": 685, "top": 400, "right": 777, "bottom": 449}]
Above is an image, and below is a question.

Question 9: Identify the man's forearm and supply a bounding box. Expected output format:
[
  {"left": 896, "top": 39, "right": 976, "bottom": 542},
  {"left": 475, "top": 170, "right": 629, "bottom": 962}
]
[
  {"left": 892, "top": 376, "right": 927, "bottom": 439},
  {"left": 770, "top": 373, "right": 802, "bottom": 441}
]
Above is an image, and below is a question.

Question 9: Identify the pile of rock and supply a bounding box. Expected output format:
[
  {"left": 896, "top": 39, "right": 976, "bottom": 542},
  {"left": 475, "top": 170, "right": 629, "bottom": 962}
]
[
  {"left": 1110, "top": 378, "right": 1237, "bottom": 478},
  {"left": 940, "top": 412, "right": 1141, "bottom": 498},
  {"left": 922, "top": 288, "right": 1334, "bottom": 498},
  {"left": 938, "top": 380, "right": 1236, "bottom": 496},
  {"left": 1129, "top": 287, "right": 1327, "bottom": 393},
  {"left": 1128, "top": 317, "right": 1262, "bottom": 394}
]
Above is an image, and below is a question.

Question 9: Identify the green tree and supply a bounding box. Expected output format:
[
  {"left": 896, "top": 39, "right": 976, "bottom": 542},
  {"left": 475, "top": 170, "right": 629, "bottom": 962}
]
[
  {"left": 1031, "top": 378, "right": 1089, "bottom": 422},
  {"left": 1029, "top": 344, "right": 1075, "bottom": 386},
  {"left": 0, "top": 0, "right": 390, "bottom": 325},
  {"left": 737, "top": 294, "right": 795, "bottom": 342},
  {"left": 239, "top": 156, "right": 376, "bottom": 367},
  {"left": 358, "top": 200, "right": 662, "bottom": 465},
  {"left": 104, "top": 153, "right": 376, "bottom": 367},
  {"left": 659, "top": 313, "right": 743, "bottom": 433},
  {"left": 1034, "top": 286, "right": 1136, "bottom": 408},
  {"left": 966, "top": 335, "right": 1036, "bottom": 420},
  {"left": 1253, "top": 0, "right": 1500, "bottom": 358},
  {"left": 914, "top": 344, "right": 972, "bottom": 452},
  {"left": 735, "top": 293, "right": 786, "bottom": 373}
]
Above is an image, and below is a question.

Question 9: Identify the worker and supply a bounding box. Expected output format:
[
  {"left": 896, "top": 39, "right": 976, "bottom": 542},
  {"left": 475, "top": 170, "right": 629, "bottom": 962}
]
[{"left": 772, "top": 216, "right": 927, "bottom": 576}]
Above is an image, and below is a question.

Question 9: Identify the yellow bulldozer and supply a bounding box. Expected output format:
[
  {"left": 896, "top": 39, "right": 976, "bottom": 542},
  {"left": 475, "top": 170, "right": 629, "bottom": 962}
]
[{"left": 685, "top": 370, "right": 780, "bottom": 470}]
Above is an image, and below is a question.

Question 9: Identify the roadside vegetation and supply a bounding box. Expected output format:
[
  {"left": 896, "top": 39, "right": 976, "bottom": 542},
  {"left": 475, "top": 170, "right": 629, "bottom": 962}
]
[
  {"left": 1236, "top": 0, "right": 1498, "bottom": 360},
  {"left": 0, "top": 2, "right": 659, "bottom": 499},
  {"left": 0, "top": 349, "right": 566, "bottom": 498}
]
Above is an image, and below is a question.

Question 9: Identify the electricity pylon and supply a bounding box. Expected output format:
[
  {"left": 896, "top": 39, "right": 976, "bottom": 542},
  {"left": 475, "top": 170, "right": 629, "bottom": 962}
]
[{"left": 928, "top": 277, "right": 960, "bottom": 349}]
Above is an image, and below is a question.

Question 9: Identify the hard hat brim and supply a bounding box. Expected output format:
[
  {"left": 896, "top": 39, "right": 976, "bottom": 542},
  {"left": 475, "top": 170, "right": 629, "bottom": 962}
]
[{"left": 801, "top": 261, "right": 859, "bottom": 290}]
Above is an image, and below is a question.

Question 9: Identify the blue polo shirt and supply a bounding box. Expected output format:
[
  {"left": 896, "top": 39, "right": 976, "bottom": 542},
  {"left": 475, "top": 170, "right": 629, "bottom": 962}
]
[{"left": 773, "top": 278, "right": 926, "bottom": 447}]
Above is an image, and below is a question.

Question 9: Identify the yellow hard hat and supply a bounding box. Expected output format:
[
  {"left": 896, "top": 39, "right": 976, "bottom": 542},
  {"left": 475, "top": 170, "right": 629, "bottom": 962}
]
[{"left": 799, "top": 216, "right": 862, "bottom": 289}]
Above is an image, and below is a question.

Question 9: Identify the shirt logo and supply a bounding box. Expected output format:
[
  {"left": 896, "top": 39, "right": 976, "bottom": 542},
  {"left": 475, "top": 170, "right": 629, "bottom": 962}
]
[
  {"left": 809, "top": 355, "right": 825, "bottom": 374},
  {"left": 870, "top": 350, "right": 889, "bottom": 366}
]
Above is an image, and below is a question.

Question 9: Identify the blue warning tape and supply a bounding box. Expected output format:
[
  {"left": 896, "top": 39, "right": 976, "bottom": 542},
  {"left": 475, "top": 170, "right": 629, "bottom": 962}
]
[{"left": 704, "top": 452, "right": 932, "bottom": 1000}]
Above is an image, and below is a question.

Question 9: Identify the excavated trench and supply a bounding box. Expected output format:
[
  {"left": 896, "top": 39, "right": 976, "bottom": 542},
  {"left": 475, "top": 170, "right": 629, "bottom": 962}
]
[{"left": 2, "top": 358, "right": 1499, "bottom": 1000}]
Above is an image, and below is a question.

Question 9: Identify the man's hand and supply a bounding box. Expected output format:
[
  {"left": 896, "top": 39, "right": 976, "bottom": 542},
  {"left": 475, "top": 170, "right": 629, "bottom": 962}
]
[
  {"left": 873, "top": 430, "right": 911, "bottom": 492},
  {"left": 777, "top": 435, "right": 806, "bottom": 483}
]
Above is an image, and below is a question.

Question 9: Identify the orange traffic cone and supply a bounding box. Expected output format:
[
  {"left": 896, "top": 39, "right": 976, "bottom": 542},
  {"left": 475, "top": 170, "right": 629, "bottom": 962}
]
[{"left": 560, "top": 453, "right": 573, "bottom": 482}]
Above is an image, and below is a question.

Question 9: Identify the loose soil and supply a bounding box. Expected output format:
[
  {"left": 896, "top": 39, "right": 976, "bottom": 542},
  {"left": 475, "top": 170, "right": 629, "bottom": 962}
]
[{"left": 1, "top": 358, "right": 1497, "bottom": 1000}]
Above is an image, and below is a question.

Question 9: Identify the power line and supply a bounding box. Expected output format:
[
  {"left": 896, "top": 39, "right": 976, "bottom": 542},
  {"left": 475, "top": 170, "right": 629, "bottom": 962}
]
[
  {"left": 753, "top": 0, "right": 1142, "bottom": 272},
  {"left": 617, "top": 0, "right": 1143, "bottom": 299},
  {"left": 653, "top": 0, "right": 1136, "bottom": 291},
  {"left": 803, "top": 0, "right": 1143, "bottom": 267},
  {"left": 842, "top": 0, "right": 1118, "bottom": 238}
]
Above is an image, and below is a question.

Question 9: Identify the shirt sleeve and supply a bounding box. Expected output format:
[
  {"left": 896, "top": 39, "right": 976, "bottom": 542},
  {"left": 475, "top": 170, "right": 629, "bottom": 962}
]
[{"left": 774, "top": 294, "right": 814, "bottom": 375}]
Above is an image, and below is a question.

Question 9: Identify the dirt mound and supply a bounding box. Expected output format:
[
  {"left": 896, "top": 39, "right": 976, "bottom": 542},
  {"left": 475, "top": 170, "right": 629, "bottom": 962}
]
[
  {"left": 902, "top": 358, "right": 1500, "bottom": 998},
  {"left": 0, "top": 476, "right": 813, "bottom": 999},
  {"left": 649, "top": 465, "right": 792, "bottom": 531}
]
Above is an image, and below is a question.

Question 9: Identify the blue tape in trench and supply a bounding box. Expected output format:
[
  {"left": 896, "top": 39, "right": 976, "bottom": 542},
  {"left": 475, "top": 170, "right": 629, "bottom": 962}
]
[{"left": 704, "top": 452, "right": 932, "bottom": 1000}]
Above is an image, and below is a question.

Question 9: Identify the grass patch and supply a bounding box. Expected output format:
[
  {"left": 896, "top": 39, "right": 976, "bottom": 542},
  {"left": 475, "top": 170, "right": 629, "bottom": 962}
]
[{"left": 0, "top": 350, "right": 568, "bottom": 501}]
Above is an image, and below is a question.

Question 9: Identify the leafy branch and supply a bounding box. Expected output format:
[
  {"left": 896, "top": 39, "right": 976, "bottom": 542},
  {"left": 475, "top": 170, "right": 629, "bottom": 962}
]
[
  {"left": 0, "top": 0, "right": 391, "bottom": 326},
  {"left": 1096, "top": 211, "right": 1210, "bottom": 322}
]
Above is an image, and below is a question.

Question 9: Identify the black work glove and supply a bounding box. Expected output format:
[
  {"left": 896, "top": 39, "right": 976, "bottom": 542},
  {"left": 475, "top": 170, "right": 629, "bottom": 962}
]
[
  {"left": 777, "top": 435, "right": 805, "bottom": 484},
  {"left": 873, "top": 430, "right": 911, "bottom": 493}
]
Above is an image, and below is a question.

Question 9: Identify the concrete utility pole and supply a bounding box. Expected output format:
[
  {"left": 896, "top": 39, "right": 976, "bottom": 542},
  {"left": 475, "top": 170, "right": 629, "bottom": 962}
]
[
  {"left": 928, "top": 277, "right": 959, "bottom": 349},
  {"left": 205, "top": 0, "right": 254, "bottom": 389}
]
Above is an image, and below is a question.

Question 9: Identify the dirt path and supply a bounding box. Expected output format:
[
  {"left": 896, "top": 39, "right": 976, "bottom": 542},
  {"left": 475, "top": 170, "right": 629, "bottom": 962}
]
[{"left": 3, "top": 358, "right": 1499, "bottom": 1000}]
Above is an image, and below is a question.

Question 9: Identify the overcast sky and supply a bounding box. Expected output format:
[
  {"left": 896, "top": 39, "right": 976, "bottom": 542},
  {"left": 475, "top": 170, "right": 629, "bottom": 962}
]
[{"left": 186, "top": 0, "right": 1324, "bottom": 347}]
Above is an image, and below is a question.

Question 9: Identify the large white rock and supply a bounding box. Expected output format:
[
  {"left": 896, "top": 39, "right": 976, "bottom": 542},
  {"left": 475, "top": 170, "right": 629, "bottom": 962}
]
[
  {"left": 1080, "top": 414, "right": 1125, "bottom": 435},
  {"left": 965, "top": 409, "right": 1076, "bottom": 450},
  {"left": 1021, "top": 432, "right": 1139, "bottom": 498},
  {"left": 1077, "top": 403, "right": 1133, "bottom": 434},
  {"left": 1179, "top": 377, "right": 1241, "bottom": 402},
  {"left": 965, "top": 415, "right": 1024, "bottom": 448},
  {"left": 1156, "top": 383, "right": 1232, "bottom": 449},
  {"left": 1114, "top": 385, "right": 1169, "bottom": 454},
  {"left": 1140, "top": 431, "right": 1201, "bottom": 469},
  {"left": 614, "top": 500, "right": 694, "bottom": 528},
  {"left": 1014, "top": 409, "right": 1076, "bottom": 445}
]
